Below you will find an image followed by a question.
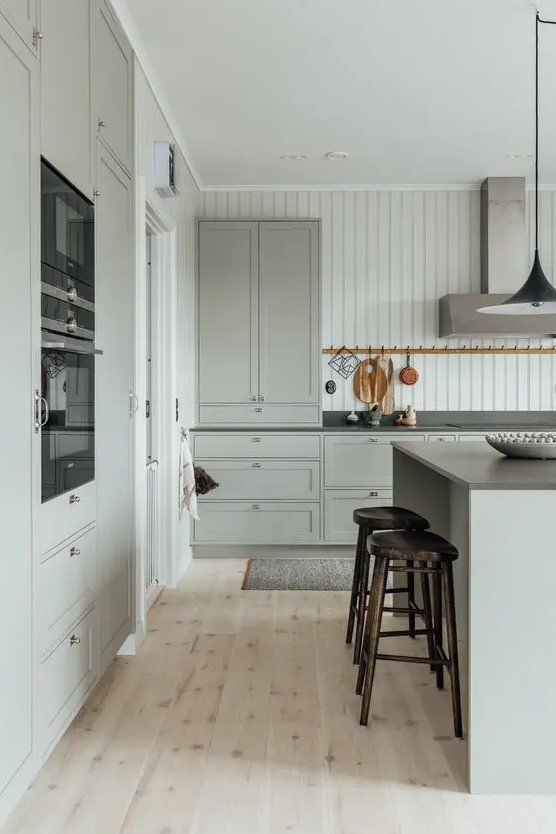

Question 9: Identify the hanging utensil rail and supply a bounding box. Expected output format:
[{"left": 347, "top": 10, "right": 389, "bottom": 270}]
[{"left": 323, "top": 345, "right": 556, "bottom": 356}]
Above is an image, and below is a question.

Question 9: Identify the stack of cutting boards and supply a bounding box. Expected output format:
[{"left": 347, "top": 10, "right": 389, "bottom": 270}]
[{"left": 353, "top": 355, "right": 395, "bottom": 414}]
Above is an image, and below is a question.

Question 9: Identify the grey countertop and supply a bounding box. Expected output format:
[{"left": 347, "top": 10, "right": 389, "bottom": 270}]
[{"left": 392, "top": 440, "right": 556, "bottom": 489}]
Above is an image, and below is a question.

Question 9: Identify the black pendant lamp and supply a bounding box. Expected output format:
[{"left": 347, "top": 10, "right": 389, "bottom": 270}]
[{"left": 478, "top": 11, "right": 556, "bottom": 315}]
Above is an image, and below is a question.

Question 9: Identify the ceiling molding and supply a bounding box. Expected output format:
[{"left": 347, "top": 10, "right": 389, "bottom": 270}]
[
  {"left": 108, "top": 0, "right": 204, "bottom": 191},
  {"left": 202, "top": 183, "right": 556, "bottom": 193}
]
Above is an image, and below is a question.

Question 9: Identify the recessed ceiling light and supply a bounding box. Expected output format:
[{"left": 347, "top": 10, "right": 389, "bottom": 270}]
[
  {"left": 280, "top": 153, "right": 307, "bottom": 160},
  {"left": 325, "top": 151, "right": 349, "bottom": 160}
]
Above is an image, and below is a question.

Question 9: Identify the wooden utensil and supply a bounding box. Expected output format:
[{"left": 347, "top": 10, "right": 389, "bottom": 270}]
[
  {"left": 353, "top": 357, "right": 388, "bottom": 404},
  {"left": 382, "top": 356, "right": 395, "bottom": 415},
  {"left": 400, "top": 350, "right": 419, "bottom": 386}
]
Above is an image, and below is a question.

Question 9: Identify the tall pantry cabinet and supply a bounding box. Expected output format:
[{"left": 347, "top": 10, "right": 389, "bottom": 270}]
[
  {"left": 0, "top": 0, "right": 135, "bottom": 824},
  {"left": 198, "top": 220, "right": 320, "bottom": 425}
]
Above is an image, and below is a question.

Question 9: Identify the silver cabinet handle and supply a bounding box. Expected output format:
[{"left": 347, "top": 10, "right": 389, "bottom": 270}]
[
  {"left": 69, "top": 634, "right": 81, "bottom": 646},
  {"left": 254, "top": 408, "right": 263, "bottom": 413},
  {"left": 129, "top": 391, "right": 139, "bottom": 414},
  {"left": 369, "top": 491, "right": 379, "bottom": 497},
  {"left": 252, "top": 462, "right": 261, "bottom": 468},
  {"left": 252, "top": 504, "right": 261, "bottom": 510},
  {"left": 252, "top": 437, "right": 261, "bottom": 443},
  {"left": 66, "top": 316, "right": 77, "bottom": 333},
  {"left": 67, "top": 285, "right": 77, "bottom": 303},
  {"left": 368, "top": 438, "right": 378, "bottom": 443},
  {"left": 69, "top": 494, "right": 80, "bottom": 504},
  {"left": 34, "top": 390, "right": 49, "bottom": 431},
  {"left": 93, "top": 188, "right": 101, "bottom": 199},
  {"left": 98, "top": 118, "right": 107, "bottom": 129},
  {"left": 69, "top": 547, "right": 81, "bottom": 557}
]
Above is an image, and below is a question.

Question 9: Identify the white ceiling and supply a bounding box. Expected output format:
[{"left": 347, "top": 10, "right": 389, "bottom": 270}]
[{"left": 121, "top": 0, "right": 556, "bottom": 188}]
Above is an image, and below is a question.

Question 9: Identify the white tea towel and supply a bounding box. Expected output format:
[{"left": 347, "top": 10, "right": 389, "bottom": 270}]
[{"left": 179, "top": 431, "right": 199, "bottom": 520}]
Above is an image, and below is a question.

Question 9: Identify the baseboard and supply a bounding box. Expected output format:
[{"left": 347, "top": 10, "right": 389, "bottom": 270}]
[{"left": 192, "top": 544, "right": 353, "bottom": 559}]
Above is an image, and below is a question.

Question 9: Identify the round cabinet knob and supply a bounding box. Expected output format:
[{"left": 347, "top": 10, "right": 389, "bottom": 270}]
[
  {"left": 67, "top": 285, "right": 77, "bottom": 303},
  {"left": 98, "top": 118, "right": 107, "bottom": 129},
  {"left": 93, "top": 188, "right": 101, "bottom": 199},
  {"left": 66, "top": 316, "right": 77, "bottom": 333},
  {"left": 69, "top": 634, "right": 81, "bottom": 646},
  {"left": 69, "top": 494, "right": 81, "bottom": 504},
  {"left": 252, "top": 462, "right": 261, "bottom": 468},
  {"left": 259, "top": 396, "right": 265, "bottom": 402},
  {"left": 69, "top": 547, "right": 81, "bottom": 557},
  {"left": 251, "top": 395, "right": 257, "bottom": 402}
]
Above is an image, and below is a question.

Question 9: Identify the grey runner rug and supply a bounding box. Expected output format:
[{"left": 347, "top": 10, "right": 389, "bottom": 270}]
[{"left": 242, "top": 557, "right": 354, "bottom": 591}]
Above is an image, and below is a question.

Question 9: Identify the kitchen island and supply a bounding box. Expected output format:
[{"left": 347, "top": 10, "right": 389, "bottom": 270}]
[{"left": 393, "top": 441, "right": 556, "bottom": 794}]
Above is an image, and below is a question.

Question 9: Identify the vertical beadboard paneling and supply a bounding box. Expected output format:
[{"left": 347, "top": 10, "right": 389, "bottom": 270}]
[{"left": 197, "top": 188, "right": 556, "bottom": 411}]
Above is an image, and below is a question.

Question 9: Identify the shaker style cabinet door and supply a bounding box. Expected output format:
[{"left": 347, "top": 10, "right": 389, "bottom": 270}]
[
  {"left": 91, "top": 0, "right": 133, "bottom": 173},
  {"left": 258, "top": 221, "right": 319, "bottom": 406},
  {"left": 95, "top": 146, "right": 133, "bottom": 673},
  {"left": 40, "top": 0, "right": 92, "bottom": 197},
  {"left": 0, "top": 15, "right": 36, "bottom": 801},
  {"left": 0, "top": 0, "right": 38, "bottom": 52},
  {"left": 198, "top": 222, "right": 259, "bottom": 406}
]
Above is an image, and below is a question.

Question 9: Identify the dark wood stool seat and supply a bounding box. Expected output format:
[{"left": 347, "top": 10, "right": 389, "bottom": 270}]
[
  {"left": 357, "top": 529, "right": 463, "bottom": 738},
  {"left": 346, "top": 506, "right": 430, "bottom": 665}
]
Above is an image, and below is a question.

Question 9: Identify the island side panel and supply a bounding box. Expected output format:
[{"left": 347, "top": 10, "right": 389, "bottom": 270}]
[{"left": 469, "top": 489, "right": 556, "bottom": 794}]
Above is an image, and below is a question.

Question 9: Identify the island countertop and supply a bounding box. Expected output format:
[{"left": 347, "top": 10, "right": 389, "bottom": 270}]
[{"left": 392, "top": 440, "right": 556, "bottom": 489}]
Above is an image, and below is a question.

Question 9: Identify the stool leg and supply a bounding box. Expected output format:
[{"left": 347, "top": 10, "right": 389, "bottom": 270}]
[
  {"left": 407, "top": 559, "right": 416, "bottom": 638},
  {"left": 346, "top": 525, "right": 364, "bottom": 646},
  {"left": 353, "top": 527, "right": 372, "bottom": 665},
  {"left": 442, "top": 563, "right": 463, "bottom": 739},
  {"left": 433, "top": 567, "right": 444, "bottom": 690},
  {"left": 419, "top": 567, "right": 436, "bottom": 673},
  {"left": 359, "top": 556, "right": 389, "bottom": 726}
]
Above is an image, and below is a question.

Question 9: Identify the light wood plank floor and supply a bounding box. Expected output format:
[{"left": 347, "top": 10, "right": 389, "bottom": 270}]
[{"left": 4, "top": 558, "right": 556, "bottom": 834}]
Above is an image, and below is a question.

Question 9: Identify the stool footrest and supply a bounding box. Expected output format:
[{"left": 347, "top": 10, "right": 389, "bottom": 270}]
[
  {"left": 389, "top": 565, "right": 438, "bottom": 575},
  {"left": 375, "top": 652, "right": 450, "bottom": 666},
  {"left": 379, "top": 628, "right": 430, "bottom": 638}
]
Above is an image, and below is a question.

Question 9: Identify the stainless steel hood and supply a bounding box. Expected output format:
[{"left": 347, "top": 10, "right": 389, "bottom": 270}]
[{"left": 439, "top": 177, "right": 556, "bottom": 336}]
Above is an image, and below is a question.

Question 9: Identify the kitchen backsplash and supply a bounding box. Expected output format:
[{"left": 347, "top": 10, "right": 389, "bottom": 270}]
[{"left": 197, "top": 189, "right": 556, "bottom": 411}]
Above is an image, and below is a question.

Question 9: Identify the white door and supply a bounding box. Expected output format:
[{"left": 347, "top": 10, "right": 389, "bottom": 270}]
[
  {"left": 0, "top": 15, "right": 37, "bottom": 800},
  {"left": 145, "top": 229, "right": 160, "bottom": 605},
  {"left": 95, "top": 145, "right": 133, "bottom": 673}
]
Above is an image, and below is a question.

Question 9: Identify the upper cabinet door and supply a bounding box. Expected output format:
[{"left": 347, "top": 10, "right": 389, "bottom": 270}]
[
  {"left": 198, "top": 222, "right": 259, "bottom": 406},
  {"left": 259, "top": 221, "right": 320, "bottom": 405},
  {"left": 91, "top": 0, "right": 132, "bottom": 173},
  {"left": 0, "top": 0, "right": 38, "bottom": 52},
  {"left": 40, "top": 0, "right": 92, "bottom": 197},
  {"left": 0, "top": 14, "right": 36, "bottom": 800}
]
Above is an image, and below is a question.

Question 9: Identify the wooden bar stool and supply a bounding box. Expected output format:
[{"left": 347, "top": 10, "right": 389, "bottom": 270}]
[
  {"left": 357, "top": 529, "right": 463, "bottom": 738},
  {"left": 346, "top": 507, "right": 430, "bottom": 665}
]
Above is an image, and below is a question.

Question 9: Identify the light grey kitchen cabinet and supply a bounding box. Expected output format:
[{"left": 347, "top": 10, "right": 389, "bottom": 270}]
[
  {"left": 91, "top": 0, "right": 133, "bottom": 173},
  {"left": 193, "top": 502, "right": 321, "bottom": 545},
  {"left": 95, "top": 144, "right": 133, "bottom": 674},
  {"left": 0, "top": 0, "right": 38, "bottom": 52},
  {"left": 427, "top": 434, "right": 457, "bottom": 442},
  {"left": 40, "top": 0, "right": 92, "bottom": 197},
  {"left": 194, "top": 432, "right": 320, "bottom": 459},
  {"left": 197, "top": 220, "right": 320, "bottom": 425},
  {"left": 198, "top": 222, "right": 258, "bottom": 406},
  {"left": 324, "top": 434, "right": 427, "bottom": 488},
  {"left": 324, "top": 489, "right": 392, "bottom": 543},
  {"left": 0, "top": 13, "right": 37, "bottom": 805},
  {"left": 258, "top": 221, "right": 319, "bottom": 405},
  {"left": 195, "top": 459, "right": 320, "bottom": 501}
]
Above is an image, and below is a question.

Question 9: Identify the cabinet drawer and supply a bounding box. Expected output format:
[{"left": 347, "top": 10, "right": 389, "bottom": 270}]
[
  {"left": 193, "top": 502, "right": 320, "bottom": 544},
  {"left": 193, "top": 433, "right": 320, "bottom": 459},
  {"left": 324, "top": 434, "right": 426, "bottom": 488},
  {"left": 37, "top": 607, "right": 98, "bottom": 753},
  {"left": 324, "top": 489, "right": 393, "bottom": 543},
  {"left": 428, "top": 434, "right": 457, "bottom": 442},
  {"left": 38, "top": 479, "right": 97, "bottom": 555},
  {"left": 196, "top": 459, "right": 320, "bottom": 500},
  {"left": 37, "top": 526, "right": 97, "bottom": 656},
  {"left": 457, "top": 433, "right": 487, "bottom": 441},
  {"left": 199, "top": 404, "right": 320, "bottom": 426}
]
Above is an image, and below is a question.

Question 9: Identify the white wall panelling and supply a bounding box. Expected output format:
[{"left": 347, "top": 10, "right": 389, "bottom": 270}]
[{"left": 198, "top": 189, "right": 556, "bottom": 411}]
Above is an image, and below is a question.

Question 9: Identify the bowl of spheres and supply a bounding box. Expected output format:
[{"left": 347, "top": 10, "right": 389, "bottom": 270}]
[{"left": 486, "top": 432, "right": 556, "bottom": 459}]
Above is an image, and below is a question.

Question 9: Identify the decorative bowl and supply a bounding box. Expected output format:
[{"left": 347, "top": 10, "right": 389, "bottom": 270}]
[{"left": 486, "top": 432, "right": 556, "bottom": 460}]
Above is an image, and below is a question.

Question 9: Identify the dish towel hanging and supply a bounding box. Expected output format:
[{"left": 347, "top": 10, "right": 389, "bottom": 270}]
[{"left": 179, "top": 430, "right": 199, "bottom": 521}]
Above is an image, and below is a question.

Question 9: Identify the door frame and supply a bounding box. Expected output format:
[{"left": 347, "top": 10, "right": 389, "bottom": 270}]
[{"left": 132, "top": 176, "right": 178, "bottom": 645}]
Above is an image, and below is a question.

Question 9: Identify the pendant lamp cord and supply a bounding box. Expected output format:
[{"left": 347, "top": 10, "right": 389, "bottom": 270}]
[{"left": 536, "top": 12, "right": 556, "bottom": 253}]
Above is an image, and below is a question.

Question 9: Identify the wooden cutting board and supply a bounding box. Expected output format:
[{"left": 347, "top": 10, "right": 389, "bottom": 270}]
[{"left": 353, "top": 358, "right": 389, "bottom": 405}]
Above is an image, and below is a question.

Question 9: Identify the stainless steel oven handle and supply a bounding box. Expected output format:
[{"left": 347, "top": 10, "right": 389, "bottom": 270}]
[{"left": 34, "top": 390, "right": 49, "bottom": 430}]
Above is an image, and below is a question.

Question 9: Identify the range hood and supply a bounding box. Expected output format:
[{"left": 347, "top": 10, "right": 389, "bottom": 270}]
[{"left": 439, "top": 177, "right": 556, "bottom": 336}]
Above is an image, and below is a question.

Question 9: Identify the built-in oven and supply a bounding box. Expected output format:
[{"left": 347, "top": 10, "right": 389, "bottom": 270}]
[{"left": 39, "top": 159, "right": 99, "bottom": 503}]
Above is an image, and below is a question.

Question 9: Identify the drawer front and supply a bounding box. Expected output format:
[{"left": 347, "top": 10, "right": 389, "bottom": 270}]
[
  {"left": 196, "top": 459, "right": 320, "bottom": 501},
  {"left": 199, "top": 404, "right": 320, "bottom": 426},
  {"left": 38, "top": 479, "right": 97, "bottom": 555},
  {"left": 37, "top": 607, "right": 98, "bottom": 753},
  {"left": 324, "top": 434, "right": 426, "bottom": 487},
  {"left": 38, "top": 526, "right": 97, "bottom": 656},
  {"left": 324, "top": 489, "right": 393, "bottom": 543},
  {"left": 457, "top": 433, "right": 487, "bottom": 441},
  {"left": 193, "top": 501, "right": 320, "bottom": 544},
  {"left": 427, "top": 434, "right": 457, "bottom": 442},
  {"left": 193, "top": 433, "right": 320, "bottom": 459}
]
